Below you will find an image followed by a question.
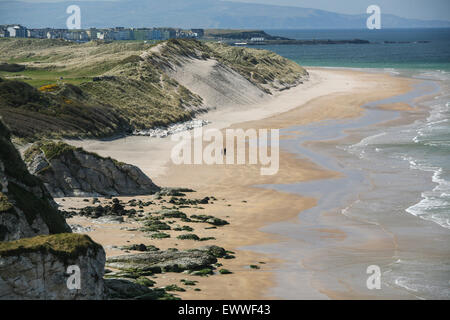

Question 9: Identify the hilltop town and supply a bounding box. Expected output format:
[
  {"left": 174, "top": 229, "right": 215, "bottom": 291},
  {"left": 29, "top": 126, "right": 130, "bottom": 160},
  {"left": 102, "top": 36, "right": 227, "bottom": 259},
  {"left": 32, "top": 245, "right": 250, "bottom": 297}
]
[
  {"left": 0, "top": 24, "right": 205, "bottom": 42},
  {"left": 0, "top": 24, "right": 372, "bottom": 46},
  {"left": 0, "top": 24, "right": 284, "bottom": 43}
]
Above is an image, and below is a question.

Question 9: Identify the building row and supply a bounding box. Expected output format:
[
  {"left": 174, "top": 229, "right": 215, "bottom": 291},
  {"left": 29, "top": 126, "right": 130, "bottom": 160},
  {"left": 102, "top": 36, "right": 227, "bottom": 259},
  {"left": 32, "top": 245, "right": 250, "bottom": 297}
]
[{"left": 0, "top": 24, "right": 205, "bottom": 42}]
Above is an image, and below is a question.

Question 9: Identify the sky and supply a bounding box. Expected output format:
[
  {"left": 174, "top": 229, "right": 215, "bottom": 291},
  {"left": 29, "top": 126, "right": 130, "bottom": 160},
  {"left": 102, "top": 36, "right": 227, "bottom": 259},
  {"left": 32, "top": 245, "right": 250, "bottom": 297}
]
[
  {"left": 230, "top": 0, "right": 450, "bottom": 21},
  {"left": 5, "top": 0, "right": 450, "bottom": 21}
]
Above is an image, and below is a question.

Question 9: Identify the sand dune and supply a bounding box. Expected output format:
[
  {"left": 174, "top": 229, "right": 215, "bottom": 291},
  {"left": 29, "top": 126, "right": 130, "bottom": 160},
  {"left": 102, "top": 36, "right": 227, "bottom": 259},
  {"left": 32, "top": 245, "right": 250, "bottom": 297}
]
[{"left": 167, "top": 58, "right": 267, "bottom": 109}]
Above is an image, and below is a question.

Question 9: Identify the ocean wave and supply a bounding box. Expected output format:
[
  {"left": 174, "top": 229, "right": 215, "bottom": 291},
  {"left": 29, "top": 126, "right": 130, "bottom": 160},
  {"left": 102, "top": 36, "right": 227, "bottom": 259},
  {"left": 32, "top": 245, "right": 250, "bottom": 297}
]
[
  {"left": 388, "top": 259, "right": 450, "bottom": 299},
  {"left": 345, "top": 132, "right": 387, "bottom": 159},
  {"left": 404, "top": 164, "right": 450, "bottom": 229}
]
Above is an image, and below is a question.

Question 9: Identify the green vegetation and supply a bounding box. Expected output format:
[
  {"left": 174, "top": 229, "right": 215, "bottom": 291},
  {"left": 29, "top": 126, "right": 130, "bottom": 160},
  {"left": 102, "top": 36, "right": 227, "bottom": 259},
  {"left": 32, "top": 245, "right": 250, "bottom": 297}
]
[
  {"left": 149, "top": 232, "right": 170, "bottom": 239},
  {"left": 159, "top": 210, "right": 188, "bottom": 219},
  {"left": 180, "top": 279, "right": 198, "bottom": 286},
  {"left": 0, "top": 77, "right": 129, "bottom": 140},
  {"left": 0, "top": 39, "right": 202, "bottom": 140},
  {"left": 249, "top": 265, "right": 260, "bottom": 270},
  {"left": 135, "top": 277, "right": 156, "bottom": 287},
  {"left": 190, "top": 214, "right": 229, "bottom": 226},
  {"left": 23, "top": 140, "right": 130, "bottom": 176},
  {"left": 173, "top": 225, "right": 194, "bottom": 232},
  {"left": 0, "top": 37, "right": 306, "bottom": 141},
  {"left": 135, "top": 289, "right": 181, "bottom": 300},
  {"left": 219, "top": 269, "right": 233, "bottom": 274},
  {"left": 141, "top": 219, "right": 171, "bottom": 232},
  {"left": 191, "top": 268, "right": 213, "bottom": 277},
  {"left": 177, "top": 233, "right": 200, "bottom": 241},
  {"left": 0, "top": 233, "right": 102, "bottom": 262},
  {"left": 27, "top": 140, "right": 76, "bottom": 161},
  {"left": 0, "top": 63, "right": 25, "bottom": 72},
  {"left": 199, "top": 237, "right": 216, "bottom": 241},
  {"left": 175, "top": 233, "right": 215, "bottom": 241},
  {"left": 0, "top": 192, "right": 13, "bottom": 212},
  {"left": 164, "top": 284, "right": 186, "bottom": 292}
]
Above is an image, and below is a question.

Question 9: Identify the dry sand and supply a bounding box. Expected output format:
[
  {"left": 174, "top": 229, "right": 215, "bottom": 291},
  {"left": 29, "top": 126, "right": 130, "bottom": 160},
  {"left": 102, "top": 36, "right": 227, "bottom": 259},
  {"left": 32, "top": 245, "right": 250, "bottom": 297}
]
[{"left": 64, "top": 68, "right": 415, "bottom": 299}]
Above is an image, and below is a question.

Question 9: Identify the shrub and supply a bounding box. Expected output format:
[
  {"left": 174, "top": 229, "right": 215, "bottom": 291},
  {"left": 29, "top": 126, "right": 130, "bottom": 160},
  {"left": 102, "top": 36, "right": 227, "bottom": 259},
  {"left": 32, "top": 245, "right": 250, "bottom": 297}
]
[
  {"left": 165, "top": 284, "right": 186, "bottom": 292},
  {"left": 38, "top": 83, "right": 59, "bottom": 92},
  {"left": 149, "top": 232, "right": 170, "bottom": 239}
]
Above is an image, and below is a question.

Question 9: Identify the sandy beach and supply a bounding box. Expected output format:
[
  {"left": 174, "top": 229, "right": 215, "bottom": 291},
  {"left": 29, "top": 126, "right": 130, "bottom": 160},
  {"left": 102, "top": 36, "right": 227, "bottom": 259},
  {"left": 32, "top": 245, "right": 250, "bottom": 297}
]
[{"left": 63, "top": 68, "right": 418, "bottom": 299}]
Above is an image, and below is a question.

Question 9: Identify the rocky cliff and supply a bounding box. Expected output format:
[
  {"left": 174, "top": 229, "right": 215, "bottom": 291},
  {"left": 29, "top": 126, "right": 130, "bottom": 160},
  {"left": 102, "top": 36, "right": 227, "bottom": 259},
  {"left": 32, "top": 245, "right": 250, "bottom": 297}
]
[
  {"left": 0, "top": 121, "right": 71, "bottom": 241},
  {"left": 0, "top": 120, "right": 106, "bottom": 299},
  {"left": 0, "top": 234, "right": 105, "bottom": 300},
  {"left": 24, "top": 141, "right": 160, "bottom": 197}
]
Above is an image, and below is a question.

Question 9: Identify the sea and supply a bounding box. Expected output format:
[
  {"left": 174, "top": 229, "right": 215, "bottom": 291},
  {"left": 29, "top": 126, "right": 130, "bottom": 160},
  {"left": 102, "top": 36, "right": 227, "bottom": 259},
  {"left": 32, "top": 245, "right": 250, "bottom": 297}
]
[{"left": 245, "top": 29, "right": 450, "bottom": 299}]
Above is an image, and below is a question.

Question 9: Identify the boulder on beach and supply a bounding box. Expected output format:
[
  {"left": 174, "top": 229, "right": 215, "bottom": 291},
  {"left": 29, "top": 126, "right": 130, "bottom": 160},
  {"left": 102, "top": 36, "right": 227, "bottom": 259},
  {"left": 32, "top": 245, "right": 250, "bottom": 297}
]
[
  {"left": 24, "top": 141, "right": 160, "bottom": 197},
  {"left": 106, "top": 246, "right": 226, "bottom": 275}
]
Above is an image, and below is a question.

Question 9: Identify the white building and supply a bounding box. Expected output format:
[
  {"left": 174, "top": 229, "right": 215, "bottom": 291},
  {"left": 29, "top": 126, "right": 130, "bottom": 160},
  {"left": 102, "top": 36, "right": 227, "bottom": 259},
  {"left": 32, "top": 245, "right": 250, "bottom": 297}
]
[{"left": 6, "top": 25, "right": 27, "bottom": 38}]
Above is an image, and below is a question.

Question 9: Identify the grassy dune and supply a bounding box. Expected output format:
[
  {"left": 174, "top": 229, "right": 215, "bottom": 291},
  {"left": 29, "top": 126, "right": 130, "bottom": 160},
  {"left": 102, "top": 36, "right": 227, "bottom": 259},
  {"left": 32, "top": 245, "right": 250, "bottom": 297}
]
[{"left": 0, "top": 38, "right": 307, "bottom": 141}]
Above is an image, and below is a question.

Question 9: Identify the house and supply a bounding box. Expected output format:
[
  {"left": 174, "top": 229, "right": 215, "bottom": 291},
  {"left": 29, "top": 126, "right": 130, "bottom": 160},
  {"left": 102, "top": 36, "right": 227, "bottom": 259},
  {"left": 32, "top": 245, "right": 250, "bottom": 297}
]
[
  {"left": 64, "top": 30, "right": 89, "bottom": 41},
  {"left": 112, "top": 27, "right": 132, "bottom": 40},
  {"left": 27, "top": 28, "right": 47, "bottom": 38},
  {"left": 160, "top": 28, "right": 176, "bottom": 40},
  {"left": 191, "top": 29, "right": 204, "bottom": 38},
  {"left": 86, "top": 28, "right": 98, "bottom": 40},
  {"left": 6, "top": 25, "right": 27, "bottom": 38},
  {"left": 96, "top": 30, "right": 114, "bottom": 40},
  {"left": 132, "top": 28, "right": 151, "bottom": 40},
  {"left": 0, "top": 26, "right": 9, "bottom": 37},
  {"left": 46, "top": 29, "right": 66, "bottom": 39},
  {"left": 151, "top": 28, "right": 162, "bottom": 40}
]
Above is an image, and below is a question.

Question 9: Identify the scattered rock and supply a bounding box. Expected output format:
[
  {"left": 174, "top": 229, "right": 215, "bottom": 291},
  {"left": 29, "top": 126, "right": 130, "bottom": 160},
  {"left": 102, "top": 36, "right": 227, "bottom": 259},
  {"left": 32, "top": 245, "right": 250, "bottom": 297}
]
[
  {"left": 191, "top": 215, "right": 229, "bottom": 226},
  {"left": 104, "top": 278, "right": 159, "bottom": 300},
  {"left": 147, "top": 232, "right": 170, "bottom": 239},
  {"left": 219, "top": 269, "right": 232, "bottom": 274},
  {"left": 70, "top": 224, "right": 94, "bottom": 233},
  {"left": 177, "top": 233, "right": 200, "bottom": 241},
  {"left": 198, "top": 245, "right": 227, "bottom": 258},
  {"left": 94, "top": 215, "right": 124, "bottom": 224},
  {"left": 180, "top": 279, "right": 197, "bottom": 286},
  {"left": 164, "top": 284, "right": 186, "bottom": 292},
  {"left": 155, "top": 187, "right": 195, "bottom": 197},
  {"left": 106, "top": 247, "right": 220, "bottom": 274},
  {"left": 133, "top": 119, "right": 209, "bottom": 137},
  {"left": 190, "top": 268, "right": 213, "bottom": 277},
  {"left": 120, "top": 244, "right": 159, "bottom": 252}
]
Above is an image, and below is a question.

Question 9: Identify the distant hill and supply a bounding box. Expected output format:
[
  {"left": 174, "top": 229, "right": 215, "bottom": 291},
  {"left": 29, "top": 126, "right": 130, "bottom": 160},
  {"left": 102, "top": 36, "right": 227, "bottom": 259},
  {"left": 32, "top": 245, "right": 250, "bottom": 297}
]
[{"left": 1, "top": 0, "right": 449, "bottom": 29}]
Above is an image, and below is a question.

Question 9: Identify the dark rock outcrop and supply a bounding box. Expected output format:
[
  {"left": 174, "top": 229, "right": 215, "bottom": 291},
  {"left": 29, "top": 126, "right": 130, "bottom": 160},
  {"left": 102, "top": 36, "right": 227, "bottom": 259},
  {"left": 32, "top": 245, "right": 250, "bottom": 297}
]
[
  {"left": 106, "top": 246, "right": 224, "bottom": 274},
  {"left": 0, "top": 121, "right": 71, "bottom": 241},
  {"left": 0, "top": 120, "right": 106, "bottom": 300},
  {"left": 104, "top": 278, "right": 152, "bottom": 299},
  {"left": 24, "top": 141, "right": 160, "bottom": 197},
  {"left": 104, "top": 278, "right": 176, "bottom": 300}
]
